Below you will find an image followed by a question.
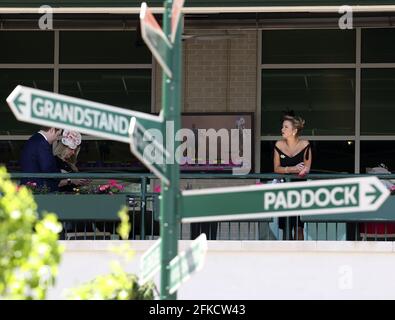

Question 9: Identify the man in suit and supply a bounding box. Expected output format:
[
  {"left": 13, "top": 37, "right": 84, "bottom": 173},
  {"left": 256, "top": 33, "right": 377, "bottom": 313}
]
[{"left": 20, "top": 127, "right": 62, "bottom": 192}]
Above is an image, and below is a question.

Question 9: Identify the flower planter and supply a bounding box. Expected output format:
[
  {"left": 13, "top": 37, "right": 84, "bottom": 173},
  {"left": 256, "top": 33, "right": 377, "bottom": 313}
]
[{"left": 33, "top": 194, "right": 127, "bottom": 220}]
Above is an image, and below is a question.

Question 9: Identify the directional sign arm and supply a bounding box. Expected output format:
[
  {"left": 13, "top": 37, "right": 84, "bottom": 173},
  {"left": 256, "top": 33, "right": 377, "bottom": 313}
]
[
  {"left": 140, "top": 2, "right": 173, "bottom": 78},
  {"left": 181, "top": 177, "right": 390, "bottom": 223},
  {"left": 168, "top": 234, "right": 207, "bottom": 294},
  {"left": 6, "top": 85, "right": 163, "bottom": 144},
  {"left": 170, "top": 0, "right": 185, "bottom": 43}
]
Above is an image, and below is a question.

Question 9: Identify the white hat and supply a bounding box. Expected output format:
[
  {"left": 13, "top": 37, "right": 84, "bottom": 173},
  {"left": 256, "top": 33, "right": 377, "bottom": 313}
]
[{"left": 61, "top": 130, "right": 82, "bottom": 150}]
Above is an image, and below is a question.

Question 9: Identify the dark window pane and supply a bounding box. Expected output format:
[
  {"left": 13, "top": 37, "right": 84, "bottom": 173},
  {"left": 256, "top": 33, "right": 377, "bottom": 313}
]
[
  {"left": 60, "top": 31, "right": 151, "bottom": 64},
  {"left": 0, "top": 69, "right": 53, "bottom": 134},
  {"left": 361, "top": 141, "right": 395, "bottom": 173},
  {"left": 59, "top": 69, "right": 151, "bottom": 113},
  {"left": 0, "top": 31, "right": 54, "bottom": 63},
  {"left": 261, "top": 69, "right": 355, "bottom": 135},
  {"left": 262, "top": 29, "right": 355, "bottom": 64},
  {"left": 361, "top": 69, "right": 395, "bottom": 135},
  {"left": 0, "top": 140, "right": 148, "bottom": 173},
  {"left": 362, "top": 29, "right": 395, "bottom": 63},
  {"left": 77, "top": 140, "right": 147, "bottom": 172},
  {"left": 261, "top": 141, "right": 355, "bottom": 173},
  {"left": 0, "top": 141, "right": 25, "bottom": 171}
]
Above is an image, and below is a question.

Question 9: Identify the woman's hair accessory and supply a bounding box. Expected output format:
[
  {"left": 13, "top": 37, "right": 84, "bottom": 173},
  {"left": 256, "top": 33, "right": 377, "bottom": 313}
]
[{"left": 61, "top": 130, "right": 82, "bottom": 150}]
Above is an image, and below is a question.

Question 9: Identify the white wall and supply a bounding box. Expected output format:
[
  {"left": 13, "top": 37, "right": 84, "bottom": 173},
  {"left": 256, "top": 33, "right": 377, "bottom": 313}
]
[{"left": 48, "top": 240, "right": 395, "bottom": 300}]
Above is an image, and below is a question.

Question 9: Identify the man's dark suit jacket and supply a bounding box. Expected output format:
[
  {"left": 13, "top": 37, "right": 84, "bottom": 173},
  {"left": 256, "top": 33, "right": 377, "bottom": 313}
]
[{"left": 20, "top": 132, "right": 60, "bottom": 191}]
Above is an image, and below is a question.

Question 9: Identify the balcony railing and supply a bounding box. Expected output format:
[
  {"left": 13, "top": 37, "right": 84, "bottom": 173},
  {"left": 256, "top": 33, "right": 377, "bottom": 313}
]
[{"left": 10, "top": 172, "right": 395, "bottom": 241}]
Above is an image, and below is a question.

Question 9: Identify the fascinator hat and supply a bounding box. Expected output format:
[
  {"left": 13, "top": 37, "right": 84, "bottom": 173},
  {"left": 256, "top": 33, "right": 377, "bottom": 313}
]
[{"left": 61, "top": 130, "right": 82, "bottom": 150}]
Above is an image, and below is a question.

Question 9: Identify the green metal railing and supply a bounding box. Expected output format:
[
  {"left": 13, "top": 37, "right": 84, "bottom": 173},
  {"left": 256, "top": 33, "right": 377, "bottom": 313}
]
[{"left": 10, "top": 172, "right": 395, "bottom": 241}]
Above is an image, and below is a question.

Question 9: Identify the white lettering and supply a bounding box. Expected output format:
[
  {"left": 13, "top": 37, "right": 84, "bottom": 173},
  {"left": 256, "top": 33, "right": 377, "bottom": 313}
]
[
  {"left": 166, "top": 120, "right": 175, "bottom": 164},
  {"left": 74, "top": 107, "right": 84, "bottom": 125},
  {"left": 274, "top": 192, "right": 287, "bottom": 210},
  {"left": 344, "top": 186, "right": 357, "bottom": 205},
  {"left": 32, "top": 97, "right": 44, "bottom": 116},
  {"left": 331, "top": 187, "right": 344, "bottom": 206},
  {"left": 119, "top": 116, "right": 129, "bottom": 134},
  {"left": 315, "top": 188, "right": 331, "bottom": 207},
  {"left": 301, "top": 189, "right": 315, "bottom": 208},
  {"left": 44, "top": 99, "right": 54, "bottom": 118},
  {"left": 231, "top": 128, "right": 252, "bottom": 175},
  {"left": 38, "top": 5, "right": 53, "bottom": 30},
  {"left": 338, "top": 5, "right": 353, "bottom": 30},
  {"left": 264, "top": 192, "right": 276, "bottom": 210},
  {"left": 175, "top": 128, "right": 195, "bottom": 165},
  {"left": 287, "top": 190, "right": 301, "bottom": 209}
]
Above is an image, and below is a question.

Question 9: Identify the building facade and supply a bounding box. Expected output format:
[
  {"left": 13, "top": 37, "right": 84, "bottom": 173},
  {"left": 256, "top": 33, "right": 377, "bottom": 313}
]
[{"left": 1, "top": 1, "right": 395, "bottom": 175}]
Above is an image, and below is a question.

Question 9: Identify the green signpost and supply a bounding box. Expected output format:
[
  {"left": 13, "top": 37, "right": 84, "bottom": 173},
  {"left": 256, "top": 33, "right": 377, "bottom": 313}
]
[
  {"left": 140, "top": 0, "right": 183, "bottom": 300},
  {"left": 181, "top": 177, "right": 390, "bottom": 223},
  {"left": 7, "top": 0, "right": 392, "bottom": 301}
]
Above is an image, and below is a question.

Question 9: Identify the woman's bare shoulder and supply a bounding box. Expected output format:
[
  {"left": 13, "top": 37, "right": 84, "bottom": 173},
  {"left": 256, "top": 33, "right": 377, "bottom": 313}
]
[
  {"left": 275, "top": 140, "right": 285, "bottom": 148},
  {"left": 300, "top": 139, "right": 310, "bottom": 147}
]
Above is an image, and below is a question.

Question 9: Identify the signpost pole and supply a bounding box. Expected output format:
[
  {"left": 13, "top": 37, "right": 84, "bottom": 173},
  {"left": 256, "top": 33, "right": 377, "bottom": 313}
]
[{"left": 160, "top": 0, "right": 182, "bottom": 300}]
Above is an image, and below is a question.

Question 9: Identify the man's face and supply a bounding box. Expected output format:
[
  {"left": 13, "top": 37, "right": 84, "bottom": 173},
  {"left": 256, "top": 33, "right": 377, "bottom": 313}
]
[{"left": 47, "top": 128, "right": 62, "bottom": 144}]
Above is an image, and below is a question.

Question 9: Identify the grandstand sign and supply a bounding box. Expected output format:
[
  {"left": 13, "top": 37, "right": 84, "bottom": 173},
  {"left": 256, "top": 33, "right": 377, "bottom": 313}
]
[
  {"left": 181, "top": 177, "right": 390, "bottom": 223},
  {"left": 6, "top": 85, "right": 163, "bottom": 144}
]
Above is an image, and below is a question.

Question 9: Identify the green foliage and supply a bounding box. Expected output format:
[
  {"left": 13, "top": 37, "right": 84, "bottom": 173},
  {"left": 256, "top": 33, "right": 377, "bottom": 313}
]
[
  {"left": 66, "top": 262, "right": 155, "bottom": 300},
  {"left": 0, "top": 167, "right": 63, "bottom": 299},
  {"left": 0, "top": 167, "right": 156, "bottom": 300},
  {"left": 66, "top": 208, "right": 157, "bottom": 300}
]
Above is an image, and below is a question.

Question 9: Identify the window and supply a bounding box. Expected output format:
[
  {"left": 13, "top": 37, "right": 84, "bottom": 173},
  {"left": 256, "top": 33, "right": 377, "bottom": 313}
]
[
  {"left": 361, "top": 69, "right": 395, "bottom": 135},
  {"left": 360, "top": 141, "right": 395, "bottom": 173},
  {"left": 60, "top": 31, "right": 150, "bottom": 64},
  {"left": 0, "top": 31, "right": 54, "bottom": 63},
  {"left": 59, "top": 69, "right": 151, "bottom": 112},
  {"left": 362, "top": 29, "right": 395, "bottom": 63},
  {"left": 261, "top": 69, "right": 355, "bottom": 136},
  {"left": 0, "top": 30, "right": 153, "bottom": 172},
  {"left": 76, "top": 141, "right": 147, "bottom": 172},
  {"left": 262, "top": 29, "right": 355, "bottom": 64},
  {"left": 0, "top": 69, "right": 53, "bottom": 135}
]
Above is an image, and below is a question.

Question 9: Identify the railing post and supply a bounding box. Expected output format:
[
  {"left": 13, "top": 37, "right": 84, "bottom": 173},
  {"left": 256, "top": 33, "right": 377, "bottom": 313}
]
[
  {"left": 141, "top": 176, "right": 147, "bottom": 240},
  {"left": 285, "top": 176, "right": 291, "bottom": 240}
]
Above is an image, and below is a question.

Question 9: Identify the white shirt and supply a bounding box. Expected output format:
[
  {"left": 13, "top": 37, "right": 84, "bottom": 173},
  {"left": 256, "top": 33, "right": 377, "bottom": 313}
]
[{"left": 38, "top": 131, "right": 49, "bottom": 142}]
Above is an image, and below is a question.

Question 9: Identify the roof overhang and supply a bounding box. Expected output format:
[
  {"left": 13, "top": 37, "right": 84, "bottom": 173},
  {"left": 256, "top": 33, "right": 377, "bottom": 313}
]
[{"left": 1, "top": 5, "right": 395, "bottom": 14}]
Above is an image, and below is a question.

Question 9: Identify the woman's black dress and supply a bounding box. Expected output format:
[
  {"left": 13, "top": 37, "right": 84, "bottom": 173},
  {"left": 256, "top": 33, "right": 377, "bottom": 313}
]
[
  {"left": 274, "top": 144, "right": 311, "bottom": 230},
  {"left": 55, "top": 156, "right": 77, "bottom": 192}
]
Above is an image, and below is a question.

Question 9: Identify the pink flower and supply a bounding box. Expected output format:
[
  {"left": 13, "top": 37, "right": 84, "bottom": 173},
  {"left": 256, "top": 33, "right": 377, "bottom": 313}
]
[
  {"left": 99, "top": 185, "right": 109, "bottom": 192},
  {"left": 108, "top": 179, "right": 117, "bottom": 186},
  {"left": 154, "top": 186, "right": 161, "bottom": 193}
]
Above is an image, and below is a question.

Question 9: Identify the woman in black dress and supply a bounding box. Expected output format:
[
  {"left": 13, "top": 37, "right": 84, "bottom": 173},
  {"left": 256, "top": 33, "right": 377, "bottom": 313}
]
[{"left": 274, "top": 115, "right": 312, "bottom": 240}]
